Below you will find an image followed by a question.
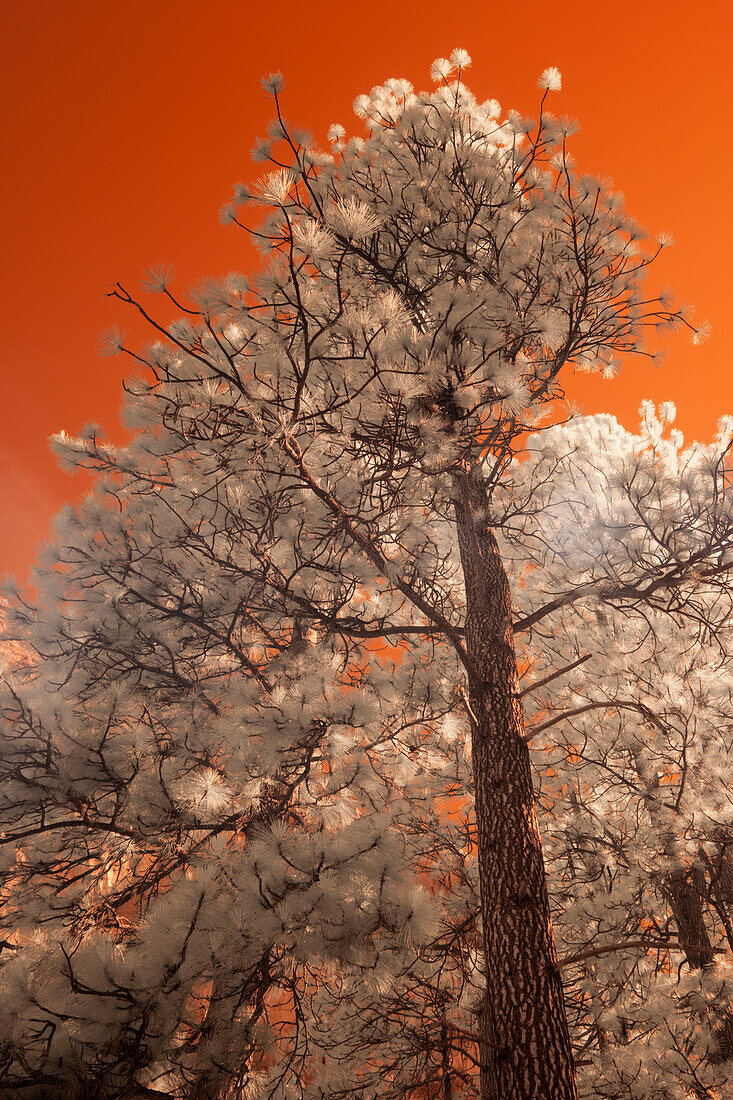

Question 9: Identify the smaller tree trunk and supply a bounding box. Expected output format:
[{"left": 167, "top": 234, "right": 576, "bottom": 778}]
[{"left": 664, "top": 866, "right": 716, "bottom": 970}]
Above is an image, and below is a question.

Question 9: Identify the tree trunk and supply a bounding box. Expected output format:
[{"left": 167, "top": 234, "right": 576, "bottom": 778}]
[
  {"left": 718, "top": 843, "right": 733, "bottom": 907},
  {"left": 632, "top": 761, "right": 733, "bottom": 1074},
  {"left": 664, "top": 865, "right": 716, "bottom": 970},
  {"left": 477, "top": 991, "right": 496, "bottom": 1100},
  {"left": 661, "top": 865, "right": 733, "bottom": 1093},
  {"left": 665, "top": 861, "right": 733, "bottom": 1072},
  {"left": 453, "top": 470, "right": 578, "bottom": 1100}
]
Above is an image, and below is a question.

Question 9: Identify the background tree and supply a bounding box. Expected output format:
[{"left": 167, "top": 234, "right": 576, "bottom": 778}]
[
  {"left": 0, "top": 51, "right": 722, "bottom": 1099},
  {"left": 506, "top": 405, "right": 733, "bottom": 1098}
]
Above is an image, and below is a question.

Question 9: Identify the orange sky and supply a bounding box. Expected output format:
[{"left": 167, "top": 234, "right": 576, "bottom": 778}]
[{"left": 2, "top": 0, "right": 732, "bottom": 580}]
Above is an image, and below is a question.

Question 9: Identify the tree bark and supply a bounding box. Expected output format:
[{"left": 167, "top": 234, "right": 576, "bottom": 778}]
[
  {"left": 719, "top": 850, "right": 733, "bottom": 907},
  {"left": 477, "top": 991, "right": 496, "bottom": 1100},
  {"left": 664, "top": 865, "right": 716, "bottom": 970},
  {"left": 661, "top": 865, "right": 733, "bottom": 1091},
  {"left": 453, "top": 469, "right": 578, "bottom": 1100}
]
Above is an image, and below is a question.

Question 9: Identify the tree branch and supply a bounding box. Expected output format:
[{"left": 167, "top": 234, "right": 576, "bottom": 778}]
[{"left": 556, "top": 938, "right": 727, "bottom": 970}]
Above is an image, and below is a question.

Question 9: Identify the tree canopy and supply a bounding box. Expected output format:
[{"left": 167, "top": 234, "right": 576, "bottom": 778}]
[{"left": 0, "top": 51, "right": 729, "bottom": 1100}]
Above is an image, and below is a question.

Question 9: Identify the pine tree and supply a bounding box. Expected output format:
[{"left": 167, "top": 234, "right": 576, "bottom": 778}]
[{"left": 0, "top": 52, "right": 724, "bottom": 1099}]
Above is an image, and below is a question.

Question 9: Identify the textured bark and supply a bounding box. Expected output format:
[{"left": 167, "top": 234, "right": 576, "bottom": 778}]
[
  {"left": 664, "top": 865, "right": 716, "bottom": 970},
  {"left": 477, "top": 992, "right": 496, "bottom": 1100},
  {"left": 713, "top": 835, "right": 733, "bottom": 908},
  {"left": 453, "top": 470, "right": 578, "bottom": 1100},
  {"left": 704, "top": 841, "right": 733, "bottom": 953}
]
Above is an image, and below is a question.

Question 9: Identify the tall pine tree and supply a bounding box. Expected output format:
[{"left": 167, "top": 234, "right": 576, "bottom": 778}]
[{"left": 0, "top": 53, "right": 725, "bottom": 1099}]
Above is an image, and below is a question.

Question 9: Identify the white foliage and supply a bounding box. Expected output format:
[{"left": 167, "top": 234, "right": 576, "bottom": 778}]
[
  {"left": 0, "top": 47, "right": 726, "bottom": 1100},
  {"left": 538, "top": 66, "right": 562, "bottom": 92}
]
